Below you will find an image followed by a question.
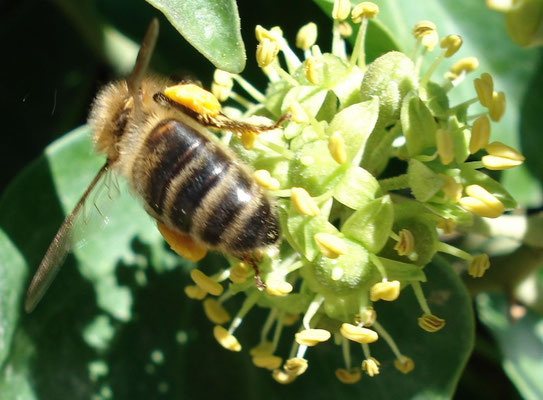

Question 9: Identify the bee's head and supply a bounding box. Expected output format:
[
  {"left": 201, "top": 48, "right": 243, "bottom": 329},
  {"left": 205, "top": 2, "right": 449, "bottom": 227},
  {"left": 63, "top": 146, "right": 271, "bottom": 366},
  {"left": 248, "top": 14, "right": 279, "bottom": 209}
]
[{"left": 88, "top": 81, "right": 133, "bottom": 161}]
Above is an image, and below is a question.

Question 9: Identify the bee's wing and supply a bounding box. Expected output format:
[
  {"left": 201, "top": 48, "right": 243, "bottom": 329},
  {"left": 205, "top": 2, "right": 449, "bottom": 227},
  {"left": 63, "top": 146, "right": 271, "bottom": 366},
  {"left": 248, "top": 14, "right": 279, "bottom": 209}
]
[{"left": 24, "top": 163, "right": 111, "bottom": 313}]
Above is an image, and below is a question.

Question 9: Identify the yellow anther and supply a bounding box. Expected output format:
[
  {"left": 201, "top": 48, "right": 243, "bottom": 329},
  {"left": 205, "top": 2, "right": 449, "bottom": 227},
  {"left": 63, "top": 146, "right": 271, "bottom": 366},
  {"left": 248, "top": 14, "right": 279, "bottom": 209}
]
[
  {"left": 437, "top": 217, "right": 456, "bottom": 234},
  {"left": 358, "top": 306, "right": 377, "bottom": 326},
  {"left": 489, "top": 91, "right": 506, "bottom": 121},
  {"left": 184, "top": 285, "right": 207, "bottom": 300},
  {"left": 370, "top": 280, "right": 401, "bottom": 302},
  {"left": 438, "top": 174, "right": 463, "bottom": 203},
  {"left": 157, "top": 221, "right": 208, "bottom": 262},
  {"left": 229, "top": 262, "right": 251, "bottom": 284},
  {"left": 459, "top": 184, "right": 505, "bottom": 218},
  {"left": 436, "top": 129, "right": 455, "bottom": 165},
  {"left": 255, "top": 25, "right": 280, "bottom": 43},
  {"left": 256, "top": 38, "right": 280, "bottom": 68},
  {"left": 291, "top": 187, "right": 320, "bottom": 216},
  {"left": 241, "top": 131, "right": 256, "bottom": 150},
  {"left": 213, "top": 69, "right": 234, "bottom": 87},
  {"left": 418, "top": 314, "right": 446, "bottom": 332},
  {"left": 314, "top": 233, "right": 348, "bottom": 259},
  {"left": 412, "top": 21, "right": 436, "bottom": 41},
  {"left": 332, "top": 0, "right": 352, "bottom": 21},
  {"left": 304, "top": 56, "right": 321, "bottom": 84},
  {"left": 335, "top": 368, "right": 362, "bottom": 384},
  {"left": 288, "top": 102, "right": 309, "bottom": 123},
  {"left": 265, "top": 278, "right": 293, "bottom": 296},
  {"left": 469, "top": 253, "right": 490, "bottom": 278},
  {"left": 213, "top": 325, "right": 242, "bottom": 352},
  {"left": 328, "top": 131, "right": 347, "bottom": 164},
  {"left": 211, "top": 82, "right": 231, "bottom": 102},
  {"left": 190, "top": 269, "right": 223, "bottom": 296},
  {"left": 482, "top": 141, "right": 525, "bottom": 170},
  {"left": 272, "top": 369, "right": 297, "bottom": 384},
  {"left": 440, "top": 34, "right": 463, "bottom": 57},
  {"left": 351, "top": 2, "right": 379, "bottom": 23},
  {"left": 422, "top": 30, "right": 439, "bottom": 51},
  {"left": 250, "top": 341, "right": 274, "bottom": 357},
  {"left": 362, "top": 357, "right": 380, "bottom": 377},
  {"left": 164, "top": 84, "right": 222, "bottom": 117},
  {"left": 295, "top": 329, "right": 331, "bottom": 346},
  {"left": 296, "top": 22, "right": 318, "bottom": 50},
  {"left": 474, "top": 73, "right": 494, "bottom": 107},
  {"left": 469, "top": 115, "right": 491, "bottom": 154},
  {"left": 340, "top": 323, "right": 379, "bottom": 344},
  {"left": 394, "top": 356, "right": 415, "bottom": 374},
  {"left": 450, "top": 57, "right": 479, "bottom": 75},
  {"left": 203, "top": 298, "right": 231, "bottom": 324},
  {"left": 284, "top": 358, "right": 308, "bottom": 376},
  {"left": 283, "top": 313, "right": 300, "bottom": 326},
  {"left": 254, "top": 169, "right": 280, "bottom": 191},
  {"left": 253, "top": 355, "right": 283, "bottom": 370},
  {"left": 338, "top": 21, "right": 353, "bottom": 38},
  {"left": 394, "top": 229, "right": 414, "bottom": 256}
]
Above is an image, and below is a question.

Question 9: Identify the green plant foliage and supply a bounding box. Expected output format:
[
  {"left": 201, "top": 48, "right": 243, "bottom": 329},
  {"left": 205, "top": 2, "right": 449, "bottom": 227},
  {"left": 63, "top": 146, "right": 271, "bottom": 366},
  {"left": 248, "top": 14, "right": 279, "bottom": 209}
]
[{"left": 145, "top": 0, "right": 246, "bottom": 73}]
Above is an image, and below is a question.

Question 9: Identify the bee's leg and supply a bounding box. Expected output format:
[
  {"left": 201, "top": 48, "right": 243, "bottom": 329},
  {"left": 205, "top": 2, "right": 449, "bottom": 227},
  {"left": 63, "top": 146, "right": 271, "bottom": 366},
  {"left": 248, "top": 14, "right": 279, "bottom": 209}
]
[
  {"left": 197, "top": 112, "right": 291, "bottom": 135},
  {"left": 243, "top": 254, "right": 266, "bottom": 291}
]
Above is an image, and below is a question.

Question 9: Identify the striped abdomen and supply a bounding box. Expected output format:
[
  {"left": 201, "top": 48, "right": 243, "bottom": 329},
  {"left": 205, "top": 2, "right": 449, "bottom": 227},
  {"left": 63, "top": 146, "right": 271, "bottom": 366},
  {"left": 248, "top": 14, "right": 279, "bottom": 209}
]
[{"left": 132, "top": 118, "right": 279, "bottom": 254}]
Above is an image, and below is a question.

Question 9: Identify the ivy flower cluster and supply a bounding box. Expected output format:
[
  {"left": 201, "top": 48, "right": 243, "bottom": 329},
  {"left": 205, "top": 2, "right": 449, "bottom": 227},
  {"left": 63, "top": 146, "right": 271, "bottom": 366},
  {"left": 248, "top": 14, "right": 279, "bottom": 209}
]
[{"left": 163, "top": 0, "right": 524, "bottom": 384}]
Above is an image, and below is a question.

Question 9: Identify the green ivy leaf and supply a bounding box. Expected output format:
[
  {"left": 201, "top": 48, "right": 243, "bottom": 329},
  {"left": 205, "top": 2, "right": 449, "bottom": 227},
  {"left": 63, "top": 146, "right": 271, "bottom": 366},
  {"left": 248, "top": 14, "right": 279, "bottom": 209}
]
[
  {"left": 477, "top": 293, "right": 543, "bottom": 400},
  {"left": 145, "top": 0, "right": 246, "bottom": 73}
]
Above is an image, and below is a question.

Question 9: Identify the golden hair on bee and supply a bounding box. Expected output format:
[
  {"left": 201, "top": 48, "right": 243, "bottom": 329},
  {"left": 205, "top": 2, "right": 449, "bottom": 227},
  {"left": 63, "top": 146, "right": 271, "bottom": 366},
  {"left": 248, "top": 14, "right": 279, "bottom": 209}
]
[{"left": 25, "top": 18, "right": 286, "bottom": 313}]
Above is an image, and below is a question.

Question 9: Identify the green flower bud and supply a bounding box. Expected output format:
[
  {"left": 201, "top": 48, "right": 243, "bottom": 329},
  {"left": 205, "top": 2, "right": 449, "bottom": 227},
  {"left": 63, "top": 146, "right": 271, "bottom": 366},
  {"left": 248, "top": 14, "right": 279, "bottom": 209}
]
[
  {"left": 341, "top": 195, "right": 394, "bottom": 253},
  {"left": 360, "top": 51, "right": 418, "bottom": 124},
  {"left": 301, "top": 239, "right": 376, "bottom": 294},
  {"left": 401, "top": 92, "right": 438, "bottom": 157},
  {"left": 408, "top": 159, "right": 445, "bottom": 202},
  {"left": 333, "top": 166, "right": 381, "bottom": 209}
]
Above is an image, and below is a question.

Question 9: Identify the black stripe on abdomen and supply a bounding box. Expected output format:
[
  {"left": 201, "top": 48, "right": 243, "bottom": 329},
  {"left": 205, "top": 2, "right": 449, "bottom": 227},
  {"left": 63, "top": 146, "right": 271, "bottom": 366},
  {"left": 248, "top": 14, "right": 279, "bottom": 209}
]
[
  {"left": 200, "top": 171, "right": 253, "bottom": 245},
  {"left": 169, "top": 147, "right": 231, "bottom": 232},
  {"left": 144, "top": 119, "right": 207, "bottom": 214}
]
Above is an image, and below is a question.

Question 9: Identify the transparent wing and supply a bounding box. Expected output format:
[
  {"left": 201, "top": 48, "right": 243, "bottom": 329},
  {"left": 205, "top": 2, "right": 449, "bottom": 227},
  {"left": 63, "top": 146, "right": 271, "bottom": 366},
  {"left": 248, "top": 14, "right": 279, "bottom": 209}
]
[{"left": 25, "top": 163, "right": 112, "bottom": 312}]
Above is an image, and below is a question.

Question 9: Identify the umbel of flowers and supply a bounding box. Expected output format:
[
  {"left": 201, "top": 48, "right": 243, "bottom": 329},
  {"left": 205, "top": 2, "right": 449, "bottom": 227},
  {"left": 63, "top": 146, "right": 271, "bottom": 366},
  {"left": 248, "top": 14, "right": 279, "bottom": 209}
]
[{"left": 163, "top": 0, "right": 524, "bottom": 384}]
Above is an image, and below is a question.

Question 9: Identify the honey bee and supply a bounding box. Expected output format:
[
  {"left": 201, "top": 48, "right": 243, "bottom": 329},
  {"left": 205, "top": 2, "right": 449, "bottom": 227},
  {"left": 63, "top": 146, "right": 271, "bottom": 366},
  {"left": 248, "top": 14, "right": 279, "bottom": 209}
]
[{"left": 25, "top": 19, "right": 284, "bottom": 313}]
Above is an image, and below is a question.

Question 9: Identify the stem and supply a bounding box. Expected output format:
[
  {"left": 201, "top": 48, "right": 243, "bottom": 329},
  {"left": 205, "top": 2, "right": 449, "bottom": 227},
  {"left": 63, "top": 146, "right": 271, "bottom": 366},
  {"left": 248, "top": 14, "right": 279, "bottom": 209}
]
[
  {"left": 232, "top": 74, "right": 266, "bottom": 103},
  {"left": 379, "top": 174, "right": 410, "bottom": 191},
  {"left": 411, "top": 281, "right": 432, "bottom": 315}
]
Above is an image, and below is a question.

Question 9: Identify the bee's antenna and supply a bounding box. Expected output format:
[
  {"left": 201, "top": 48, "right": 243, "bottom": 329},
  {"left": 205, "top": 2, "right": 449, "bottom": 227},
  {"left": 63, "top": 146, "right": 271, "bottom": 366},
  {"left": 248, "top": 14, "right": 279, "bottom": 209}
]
[{"left": 128, "top": 18, "right": 159, "bottom": 113}]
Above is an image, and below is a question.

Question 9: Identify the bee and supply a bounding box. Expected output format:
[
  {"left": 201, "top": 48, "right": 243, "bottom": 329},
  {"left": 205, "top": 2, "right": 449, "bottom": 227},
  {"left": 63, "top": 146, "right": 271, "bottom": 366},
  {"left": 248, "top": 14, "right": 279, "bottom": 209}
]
[{"left": 25, "top": 19, "right": 284, "bottom": 313}]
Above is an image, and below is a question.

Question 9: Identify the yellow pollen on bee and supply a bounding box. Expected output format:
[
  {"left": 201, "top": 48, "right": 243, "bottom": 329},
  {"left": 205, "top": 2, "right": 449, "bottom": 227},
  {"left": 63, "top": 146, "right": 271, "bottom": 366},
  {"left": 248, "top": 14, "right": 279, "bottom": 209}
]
[
  {"left": 335, "top": 368, "right": 362, "bottom": 384},
  {"left": 163, "top": 84, "right": 222, "bottom": 117},
  {"left": 157, "top": 222, "right": 208, "bottom": 262},
  {"left": 213, "top": 325, "right": 242, "bottom": 352},
  {"left": 190, "top": 269, "right": 223, "bottom": 296}
]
